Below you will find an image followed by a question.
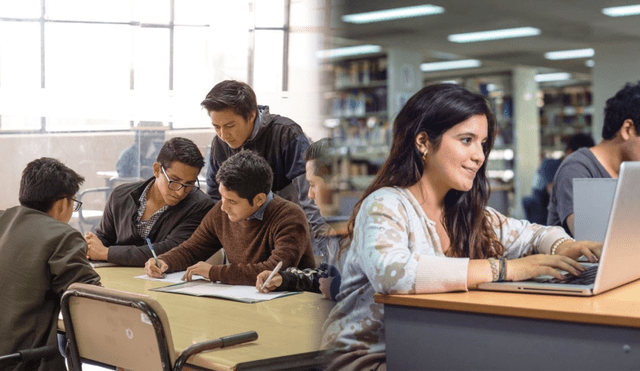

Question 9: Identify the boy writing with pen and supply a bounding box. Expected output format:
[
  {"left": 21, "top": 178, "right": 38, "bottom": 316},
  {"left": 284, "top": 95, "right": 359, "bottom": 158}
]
[
  {"left": 145, "top": 150, "right": 315, "bottom": 285},
  {"left": 256, "top": 138, "right": 342, "bottom": 299}
]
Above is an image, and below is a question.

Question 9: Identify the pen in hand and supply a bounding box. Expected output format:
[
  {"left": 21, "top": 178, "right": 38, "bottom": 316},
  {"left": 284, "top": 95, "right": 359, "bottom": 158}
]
[
  {"left": 260, "top": 261, "right": 283, "bottom": 291},
  {"left": 146, "top": 238, "right": 166, "bottom": 278}
]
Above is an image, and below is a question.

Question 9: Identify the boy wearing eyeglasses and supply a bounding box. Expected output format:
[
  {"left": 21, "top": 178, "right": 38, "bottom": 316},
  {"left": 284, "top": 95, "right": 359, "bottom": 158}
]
[
  {"left": 85, "top": 137, "right": 214, "bottom": 266},
  {"left": 0, "top": 157, "right": 100, "bottom": 371}
]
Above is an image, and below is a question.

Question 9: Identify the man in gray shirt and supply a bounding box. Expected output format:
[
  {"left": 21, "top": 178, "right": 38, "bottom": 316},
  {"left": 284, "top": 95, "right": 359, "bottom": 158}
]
[{"left": 548, "top": 82, "right": 640, "bottom": 235}]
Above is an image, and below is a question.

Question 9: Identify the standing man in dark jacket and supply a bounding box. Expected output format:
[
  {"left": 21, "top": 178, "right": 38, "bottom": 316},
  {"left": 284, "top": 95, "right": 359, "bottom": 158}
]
[
  {"left": 85, "top": 137, "right": 214, "bottom": 266},
  {"left": 202, "top": 80, "right": 329, "bottom": 258},
  {"left": 0, "top": 157, "right": 101, "bottom": 371}
]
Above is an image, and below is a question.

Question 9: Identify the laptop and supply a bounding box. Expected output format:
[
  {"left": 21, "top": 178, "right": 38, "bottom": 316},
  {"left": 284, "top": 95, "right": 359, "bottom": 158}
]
[
  {"left": 573, "top": 178, "right": 616, "bottom": 243},
  {"left": 478, "top": 161, "right": 640, "bottom": 296}
]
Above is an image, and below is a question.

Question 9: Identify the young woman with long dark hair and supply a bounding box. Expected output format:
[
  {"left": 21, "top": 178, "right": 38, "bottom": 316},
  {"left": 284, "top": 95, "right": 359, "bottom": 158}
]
[{"left": 321, "top": 84, "right": 601, "bottom": 370}]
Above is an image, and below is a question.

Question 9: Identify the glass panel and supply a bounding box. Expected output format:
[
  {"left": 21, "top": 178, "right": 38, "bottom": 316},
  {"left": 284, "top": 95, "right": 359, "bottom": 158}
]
[
  {"left": 0, "top": 0, "right": 41, "bottom": 18},
  {"left": 253, "top": 30, "right": 283, "bottom": 93},
  {"left": 0, "top": 114, "right": 42, "bottom": 131},
  {"left": 290, "top": 0, "right": 323, "bottom": 29},
  {"left": 132, "top": 27, "right": 170, "bottom": 123},
  {"left": 253, "top": 0, "right": 285, "bottom": 28},
  {"left": 174, "top": 0, "right": 214, "bottom": 25},
  {"left": 133, "top": 27, "right": 169, "bottom": 91},
  {"left": 46, "top": 0, "right": 133, "bottom": 23},
  {"left": 134, "top": 0, "right": 170, "bottom": 24},
  {"left": 0, "top": 21, "right": 40, "bottom": 88},
  {"left": 45, "top": 23, "right": 132, "bottom": 130},
  {"left": 172, "top": 26, "right": 212, "bottom": 128},
  {"left": 0, "top": 21, "right": 42, "bottom": 131}
]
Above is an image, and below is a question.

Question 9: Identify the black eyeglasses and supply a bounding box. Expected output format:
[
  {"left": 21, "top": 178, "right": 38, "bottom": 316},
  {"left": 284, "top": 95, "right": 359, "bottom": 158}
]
[
  {"left": 161, "top": 166, "right": 200, "bottom": 194},
  {"left": 68, "top": 197, "right": 83, "bottom": 212}
]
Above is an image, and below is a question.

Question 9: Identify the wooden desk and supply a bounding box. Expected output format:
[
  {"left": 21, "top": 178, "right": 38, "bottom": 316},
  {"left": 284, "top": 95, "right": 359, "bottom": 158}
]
[
  {"left": 375, "top": 281, "right": 640, "bottom": 370},
  {"left": 90, "top": 267, "right": 334, "bottom": 371}
]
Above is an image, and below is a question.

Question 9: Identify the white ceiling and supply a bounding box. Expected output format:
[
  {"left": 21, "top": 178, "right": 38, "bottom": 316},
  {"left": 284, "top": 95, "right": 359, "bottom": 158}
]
[{"left": 329, "top": 0, "right": 640, "bottom": 79}]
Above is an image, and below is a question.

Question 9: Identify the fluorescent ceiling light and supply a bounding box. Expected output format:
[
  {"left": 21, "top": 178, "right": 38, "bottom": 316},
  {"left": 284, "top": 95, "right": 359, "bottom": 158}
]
[
  {"left": 448, "top": 27, "right": 540, "bottom": 43},
  {"left": 420, "top": 59, "right": 481, "bottom": 72},
  {"left": 316, "top": 45, "right": 382, "bottom": 59},
  {"left": 586, "top": 59, "right": 595, "bottom": 67},
  {"left": 342, "top": 4, "right": 444, "bottom": 24},
  {"left": 535, "top": 73, "right": 571, "bottom": 82},
  {"left": 602, "top": 4, "right": 640, "bottom": 17},
  {"left": 544, "top": 48, "right": 594, "bottom": 60}
]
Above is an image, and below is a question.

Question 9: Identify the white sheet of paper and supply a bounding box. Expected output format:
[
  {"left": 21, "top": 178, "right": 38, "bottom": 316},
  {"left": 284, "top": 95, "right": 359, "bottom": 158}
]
[
  {"left": 134, "top": 271, "right": 206, "bottom": 283},
  {"left": 154, "top": 280, "right": 299, "bottom": 303}
]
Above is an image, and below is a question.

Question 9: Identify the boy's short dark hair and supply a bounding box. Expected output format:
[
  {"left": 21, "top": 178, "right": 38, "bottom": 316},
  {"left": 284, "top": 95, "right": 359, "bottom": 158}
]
[
  {"left": 156, "top": 137, "right": 205, "bottom": 170},
  {"left": 201, "top": 80, "right": 258, "bottom": 122},
  {"left": 215, "top": 151, "right": 273, "bottom": 206},
  {"left": 19, "top": 157, "right": 85, "bottom": 213},
  {"left": 304, "top": 138, "right": 334, "bottom": 182},
  {"left": 602, "top": 81, "right": 640, "bottom": 140},
  {"left": 565, "top": 133, "right": 595, "bottom": 153}
]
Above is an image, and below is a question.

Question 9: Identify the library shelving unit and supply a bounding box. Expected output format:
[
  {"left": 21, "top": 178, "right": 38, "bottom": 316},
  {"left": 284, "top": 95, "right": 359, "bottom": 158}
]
[
  {"left": 539, "top": 85, "right": 593, "bottom": 157},
  {"left": 321, "top": 54, "right": 392, "bottom": 217}
]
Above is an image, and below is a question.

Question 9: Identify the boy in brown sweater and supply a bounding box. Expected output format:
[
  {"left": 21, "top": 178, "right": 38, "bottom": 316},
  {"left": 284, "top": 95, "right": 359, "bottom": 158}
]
[{"left": 144, "top": 150, "right": 315, "bottom": 285}]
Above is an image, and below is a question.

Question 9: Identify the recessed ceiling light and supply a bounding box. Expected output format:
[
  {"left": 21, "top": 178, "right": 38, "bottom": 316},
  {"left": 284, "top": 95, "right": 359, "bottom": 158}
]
[
  {"left": 602, "top": 4, "right": 640, "bottom": 17},
  {"left": 342, "top": 4, "right": 444, "bottom": 24},
  {"left": 535, "top": 73, "right": 571, "bottom": 82},
  {"left": 420, "top": 59, "right": 481, "bottom": 72},
  {"left": 586, "top": 60, "right": 595, "bottom": 67},
  {"left": 316, "top": 45, "right": 382, "bottom": 59},
  {"left": 544, "top": 48, "right": 594, "bottom": 60},
  {"left": 448, "top": 27, "right": 541, "bottom": 43}
]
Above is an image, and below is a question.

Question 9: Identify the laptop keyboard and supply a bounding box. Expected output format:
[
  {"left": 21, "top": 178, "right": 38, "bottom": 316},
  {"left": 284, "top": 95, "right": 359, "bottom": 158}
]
[{"left": 549, "top": 264, "right": 599, "bottom": 285}]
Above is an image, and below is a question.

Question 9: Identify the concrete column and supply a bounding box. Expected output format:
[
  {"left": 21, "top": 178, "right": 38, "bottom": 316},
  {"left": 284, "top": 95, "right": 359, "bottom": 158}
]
[
  {"left": 512, "top": 67, "right": 540, "bottom": 218},
  {"left": 592, "top": 42, "right": 640, "bottom": 143},
  {"left": 386, "top": 48, "right": 423, "bottom": 122}
]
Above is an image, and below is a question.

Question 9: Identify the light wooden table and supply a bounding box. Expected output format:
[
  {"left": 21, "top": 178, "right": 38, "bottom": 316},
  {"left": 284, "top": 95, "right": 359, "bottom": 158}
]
[
  {"left": 90, "top": 267, "right": 334, "bottom": 371},
  {"left": 375, "top": 280, "right": 640, "bottom": 370}
]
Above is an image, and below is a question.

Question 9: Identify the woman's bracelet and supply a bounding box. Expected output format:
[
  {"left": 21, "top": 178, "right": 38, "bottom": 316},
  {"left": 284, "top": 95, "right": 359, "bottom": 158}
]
[
  {"left": 550, "top": 237, "right": 574, "bottom": 255},
  {"left": 498, "top": 257, "right": 506, "bottom": 282},
  {"left": 488, "top": 258, "right": 499, "bottom": 282}
]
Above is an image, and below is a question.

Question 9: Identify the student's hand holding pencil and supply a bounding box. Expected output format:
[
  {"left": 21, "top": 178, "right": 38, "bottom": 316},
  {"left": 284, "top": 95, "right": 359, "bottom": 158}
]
[
  {"left": 256, "top": 270, "right": 283, "bottom": 293},
  {"left": 144, "top": 257, "right": 168, "bottom": 278}
]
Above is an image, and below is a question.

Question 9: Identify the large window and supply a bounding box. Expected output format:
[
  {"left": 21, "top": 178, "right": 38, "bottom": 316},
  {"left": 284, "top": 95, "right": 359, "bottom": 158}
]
[
  {"left": 1, "top": 1, "right": 325, "bottom": 218},
  {"left": 0, "top": 0, "right": 292, "bottom": 132}
]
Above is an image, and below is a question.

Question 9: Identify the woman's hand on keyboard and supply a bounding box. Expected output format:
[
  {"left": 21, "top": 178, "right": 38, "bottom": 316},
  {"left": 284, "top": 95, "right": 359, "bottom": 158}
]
[
  {"left": 506, "top": 254, "right": 586, "bottom": 282},
  {"left": 556, "top": 240, "right": 602, "bottom": 263}
]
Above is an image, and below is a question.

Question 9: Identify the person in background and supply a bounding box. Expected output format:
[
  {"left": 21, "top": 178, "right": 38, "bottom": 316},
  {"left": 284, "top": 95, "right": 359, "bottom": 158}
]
[
  {"left": 86, "top": 137, "right": 213, "bottom": 266},
  {"left": 523, "top": 132, "right": 595, "bottom": 224},
  {"left": 548, "top": 82, "right": 640, "bottom": 236},
  {"left": 0, "top": 158, "right": 101, "bottom": 371},
  {"left": 201, "top": 80, "right": 329, "bottom": 258},
  {"left": 144, "top": 150, "right": 315, "bottom": 285},
  {"left": 321, "top": 84, "right": 601, "bottom": 370},
  {"left": 256, "top": 138, "right": 342, "bottom": 300}
]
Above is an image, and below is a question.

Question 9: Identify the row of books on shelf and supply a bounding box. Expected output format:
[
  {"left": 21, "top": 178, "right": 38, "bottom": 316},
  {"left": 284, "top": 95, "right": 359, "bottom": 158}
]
[
  {"left": 330, "top": 57, "right": 388, "bottom": 89},
  {"left": 327, "top": 89, "right": 387, "bottom": 118},
  {"left": 327, "top": 121, "right": 392, "bottom": 148},
  {"left": 543, "top": 89, "right": 592, "bottom": 107}
]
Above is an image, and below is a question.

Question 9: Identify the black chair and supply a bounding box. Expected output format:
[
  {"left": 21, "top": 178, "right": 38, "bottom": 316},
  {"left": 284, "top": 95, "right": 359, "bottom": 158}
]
[{"left": 0, "top": 345, "right": 59, "bottom": 369}]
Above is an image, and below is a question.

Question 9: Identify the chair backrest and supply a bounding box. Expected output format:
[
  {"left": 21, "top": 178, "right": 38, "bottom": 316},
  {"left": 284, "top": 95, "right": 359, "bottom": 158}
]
[{"left": 61, "top": 283, "right": 176, "bottom": 371}]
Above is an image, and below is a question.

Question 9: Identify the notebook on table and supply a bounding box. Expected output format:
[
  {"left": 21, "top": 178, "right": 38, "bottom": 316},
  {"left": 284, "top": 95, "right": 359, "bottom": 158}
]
[{"left": 478, "top": 161, "right": 640, "bottom": 296}]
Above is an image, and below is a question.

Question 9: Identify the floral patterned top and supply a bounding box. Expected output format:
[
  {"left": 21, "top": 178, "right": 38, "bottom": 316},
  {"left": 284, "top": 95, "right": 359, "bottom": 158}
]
[{"left": 321, "top": 187, "right": 570, "bottom": 354}]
